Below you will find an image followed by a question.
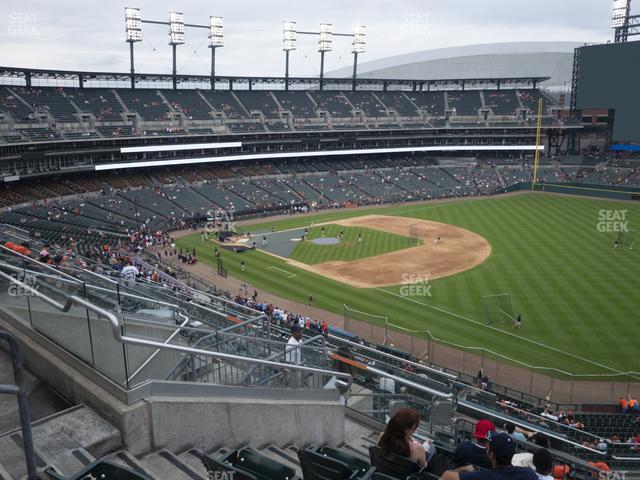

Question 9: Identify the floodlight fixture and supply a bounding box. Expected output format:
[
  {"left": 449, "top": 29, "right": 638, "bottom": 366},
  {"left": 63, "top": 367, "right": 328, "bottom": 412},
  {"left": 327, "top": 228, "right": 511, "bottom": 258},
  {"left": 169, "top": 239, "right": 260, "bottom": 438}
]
[
  {"left": 352, "top": 25, "right": 366, "bottom": 53},
  {"left": 319, "top": 23, "right": 332, "bottom": 52},
  {"left": 209, "top": 16, "right": 224, "bottom": 47},
  {"left": 169, "top": 11, "right": 185, "bottom": 45},
  {"left": 125, "top": 7, "right": 142, "bottom": 42},
  {"left": 283, "top": 20, "right": 297, "bottom": 51},
  {"left": 612, "top": 0, "right": 630, "bottom": 28}
]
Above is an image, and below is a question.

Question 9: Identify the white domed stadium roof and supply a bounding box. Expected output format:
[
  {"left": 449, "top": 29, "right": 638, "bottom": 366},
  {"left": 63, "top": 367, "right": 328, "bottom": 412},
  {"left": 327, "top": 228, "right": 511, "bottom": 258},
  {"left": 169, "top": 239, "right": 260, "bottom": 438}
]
[{"left": 328, "top": 41, "right": 581, "bottom": 88}]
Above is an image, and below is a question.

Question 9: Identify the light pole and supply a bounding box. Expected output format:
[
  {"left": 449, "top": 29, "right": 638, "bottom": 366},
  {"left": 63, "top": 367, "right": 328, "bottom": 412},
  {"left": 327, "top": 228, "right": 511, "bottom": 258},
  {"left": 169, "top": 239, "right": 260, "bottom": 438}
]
[
  {"left": 352, "top": 25, "right": 366, "bottom": 91},
  {"left": 169, "top": 11, "right": 185, "bottom": 90},
  {"left": 318, "top": 23, "right": 332, "bottom": 91},
  {"left": 125, "top": 7, "right": 142, "bottom": 89},
  {"left": 283, "top": 21, "right": 297, "bottom": 91},
  {"left": 209, "top": 16, "right": 224, "bottom": 90}
]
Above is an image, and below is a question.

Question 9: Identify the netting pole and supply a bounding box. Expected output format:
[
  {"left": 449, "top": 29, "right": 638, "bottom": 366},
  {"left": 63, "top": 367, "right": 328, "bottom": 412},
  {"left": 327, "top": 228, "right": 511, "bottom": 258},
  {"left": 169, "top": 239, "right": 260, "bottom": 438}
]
[{"left": 569, "top": 380, "right": 574, "bottom": 404}]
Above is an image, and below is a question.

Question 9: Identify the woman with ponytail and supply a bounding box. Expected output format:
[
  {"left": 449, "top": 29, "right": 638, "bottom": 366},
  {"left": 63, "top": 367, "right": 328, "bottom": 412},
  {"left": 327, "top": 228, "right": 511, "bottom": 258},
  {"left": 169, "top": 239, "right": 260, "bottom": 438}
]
[{"left": 378, "top": 407, "right": 427, "bottom": 467}]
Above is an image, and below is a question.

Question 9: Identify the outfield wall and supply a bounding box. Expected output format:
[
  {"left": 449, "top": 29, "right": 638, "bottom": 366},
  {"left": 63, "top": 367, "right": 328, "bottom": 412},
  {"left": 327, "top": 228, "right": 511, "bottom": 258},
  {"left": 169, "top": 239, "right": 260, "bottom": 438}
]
[{"left": 501, "top": 182, "right": 640, "bottom": 200}]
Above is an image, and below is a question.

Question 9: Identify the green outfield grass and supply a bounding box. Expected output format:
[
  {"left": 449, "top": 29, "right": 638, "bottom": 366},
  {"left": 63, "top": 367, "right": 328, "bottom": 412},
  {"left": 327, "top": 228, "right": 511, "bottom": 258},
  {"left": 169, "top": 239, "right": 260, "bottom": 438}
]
[
  {"left": 289, "top": 224, "right": 416, "bottom": 264},
  {"left": 177, "top": 193, "right": 640, "bottom": 377}
]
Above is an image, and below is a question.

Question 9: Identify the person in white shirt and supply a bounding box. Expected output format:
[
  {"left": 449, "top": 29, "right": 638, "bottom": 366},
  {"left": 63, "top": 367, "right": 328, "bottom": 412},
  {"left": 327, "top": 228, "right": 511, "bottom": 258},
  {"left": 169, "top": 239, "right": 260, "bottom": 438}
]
[{"left": 285, "top": 325, "right": 303, "bottom": 366}]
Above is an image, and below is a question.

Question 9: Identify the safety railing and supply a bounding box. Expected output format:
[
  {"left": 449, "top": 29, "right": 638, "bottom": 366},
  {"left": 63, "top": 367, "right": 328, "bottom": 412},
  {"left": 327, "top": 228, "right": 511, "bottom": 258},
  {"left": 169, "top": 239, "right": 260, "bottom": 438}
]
[
  {"left": 0, "top": 268, "right": 353, "bottom": 393},
  {"left": 0, "top": 331, "right": 37, "bottom": 479}
]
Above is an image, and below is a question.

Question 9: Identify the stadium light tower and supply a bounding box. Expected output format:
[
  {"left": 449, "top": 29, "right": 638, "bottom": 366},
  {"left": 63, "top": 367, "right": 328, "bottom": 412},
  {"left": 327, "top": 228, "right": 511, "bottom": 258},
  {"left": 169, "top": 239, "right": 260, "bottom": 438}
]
[
  {"left": 125, "top": 7, "right": 142, "bottom": 89},
  {"left": 283, "top": 20, "right": 297, "bottom": 90},
  {"left": 612, "top": 0, "right": 632, "bottom": 42},
  {"left": 318, "top": 23, "right": 332, "bottom": 90},
  {"left": 169, "top": 11, "right": 185, "bottom": 89},
  {"left": 209, "top": 16, "right": 223, "bottom": 89},
  {"left": 351, "top": 25, "right": 366, "bottom": 91}
]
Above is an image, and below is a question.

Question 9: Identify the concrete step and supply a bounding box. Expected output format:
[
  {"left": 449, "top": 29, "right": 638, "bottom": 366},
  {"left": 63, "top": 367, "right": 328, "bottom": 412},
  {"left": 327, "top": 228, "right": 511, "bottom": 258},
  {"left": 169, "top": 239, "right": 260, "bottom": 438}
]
[
  {"left": 0, "top": 432, "right": 46, "bottom": 479},
  {"left": 0, "top": 347, "right": 70, "bottom": 435},
  {"left": 102, "top": 449, "right": 161, "bottom": 480},
  {"left": 0, "top": 462, "right": 14, "bottom": 480},
  {"left": 40, "top": 447, "right": 94, "bottom": 478},
  {"left": 140, "top": 449, "right": 207, "bottom": 480},
  {"left": 175, "top": 449, "right": 210, "bottom": 479},
  {"left": 259, "top": 445, "right": 302, "bottom": 478},
  {"left": 342, "top": 443, "right": 372, "bottom": 461},
  {"left": 0, "top": 405, "right": 120, "bottom": 479}
]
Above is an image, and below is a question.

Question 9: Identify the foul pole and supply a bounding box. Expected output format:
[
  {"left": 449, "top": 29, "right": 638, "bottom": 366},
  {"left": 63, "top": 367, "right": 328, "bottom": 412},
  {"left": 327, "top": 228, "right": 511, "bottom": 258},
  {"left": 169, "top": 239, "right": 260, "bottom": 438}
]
[{"left": 532, "top": 97, "right": 543, "bottom": 190}]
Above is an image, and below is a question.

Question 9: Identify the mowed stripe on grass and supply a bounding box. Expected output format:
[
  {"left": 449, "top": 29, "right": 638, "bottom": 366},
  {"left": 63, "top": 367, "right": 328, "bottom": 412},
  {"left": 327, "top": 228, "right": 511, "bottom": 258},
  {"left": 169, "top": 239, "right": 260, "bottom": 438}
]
[{"left": 177, "top": 193, "right": 640, "bottom": 376}]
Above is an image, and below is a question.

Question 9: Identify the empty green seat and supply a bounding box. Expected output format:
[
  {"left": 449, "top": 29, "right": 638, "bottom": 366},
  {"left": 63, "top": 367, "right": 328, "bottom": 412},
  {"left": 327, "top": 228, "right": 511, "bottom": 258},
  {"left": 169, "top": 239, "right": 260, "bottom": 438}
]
[
  {"left": 316, "top": 446, "right": 371, "bottom": 477},
  {"left": 203, "top": 448, "right": 299, "bottom": 480},
  {"left": 298, "top": 448, "right": 362, "bottom": 480}
]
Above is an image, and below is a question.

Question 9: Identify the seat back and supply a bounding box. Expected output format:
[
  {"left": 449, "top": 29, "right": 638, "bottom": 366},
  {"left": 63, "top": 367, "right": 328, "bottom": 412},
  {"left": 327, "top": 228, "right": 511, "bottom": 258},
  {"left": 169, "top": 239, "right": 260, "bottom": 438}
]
[
  {"left": 317, "top": 446, "right": 370, "bottom": 477},
  {"left": 369, "top": 445, "right": 422, "bottom": 479},
  {"left": 233, "top": 448, "right": 297, "bottom": 480},
  {"left": 298, "top": 448, "right": 358, "bottom": 480},
  {"left": 45, "top": 460, "right": 153, "bottom": 480}
]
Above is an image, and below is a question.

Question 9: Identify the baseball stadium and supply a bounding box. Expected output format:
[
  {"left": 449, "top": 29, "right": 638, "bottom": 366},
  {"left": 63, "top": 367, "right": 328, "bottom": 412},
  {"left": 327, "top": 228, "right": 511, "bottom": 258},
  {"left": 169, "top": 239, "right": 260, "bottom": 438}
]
[{"left": 0, "top": 2, "right": 639, "bottom": 479}]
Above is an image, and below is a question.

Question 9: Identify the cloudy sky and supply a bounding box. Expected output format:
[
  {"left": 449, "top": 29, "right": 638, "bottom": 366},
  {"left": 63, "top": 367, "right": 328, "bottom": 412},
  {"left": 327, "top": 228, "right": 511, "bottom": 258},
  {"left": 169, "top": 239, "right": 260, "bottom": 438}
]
[{"left": 0, "top": 0, "right": 614, "bottom": 77}]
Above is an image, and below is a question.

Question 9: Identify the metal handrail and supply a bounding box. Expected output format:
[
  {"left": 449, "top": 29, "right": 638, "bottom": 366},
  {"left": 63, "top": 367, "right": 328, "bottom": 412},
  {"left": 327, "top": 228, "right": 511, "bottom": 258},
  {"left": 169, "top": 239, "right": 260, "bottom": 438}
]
[
  {"left": 327, "top": 333, "right": 457, "bottom": 380},
  {"left": 497, "top": 401, "right": 606, "bottom": 443},
  {"left": 0, "top": 270, "right": 353, "bottom": 389},
  {"left": 0, "top": 332, "right": 37, "bottom": 479},
  {"left": 456, "top": 400, "right": 607, "bottom": 456},
  {"left": 366, "top": 364, "right": 453, "bottom": 399},
  {"left": 127, "top": 312, "right": 190, "bottom": 384},
  {"left": 0, "top": 245, "right": 82, "bottom": 283}
]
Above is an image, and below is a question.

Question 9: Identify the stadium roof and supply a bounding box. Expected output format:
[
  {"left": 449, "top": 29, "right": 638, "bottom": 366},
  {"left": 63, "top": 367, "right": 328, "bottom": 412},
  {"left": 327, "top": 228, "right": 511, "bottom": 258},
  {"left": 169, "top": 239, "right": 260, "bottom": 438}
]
[{"left": 328, "top": 41, "right": 581, "bottom": 87}]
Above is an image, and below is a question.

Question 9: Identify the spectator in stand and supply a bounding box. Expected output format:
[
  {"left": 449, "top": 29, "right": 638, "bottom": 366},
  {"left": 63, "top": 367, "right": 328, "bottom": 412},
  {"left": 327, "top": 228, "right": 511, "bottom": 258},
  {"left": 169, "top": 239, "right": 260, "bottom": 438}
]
[
  {"left": 512, "top": 433, "right": 550, "bottom": 469},
  {"left": 5, "top": 241, "right": 31, "bottom": 256},
  {"left": 552, "top": 465, "right": 570, "bottom": 480},
  {"left": 378, "top": 408, "right": 427, "bottom": 468},
  {"left": 619, "top": 397, "right": 629, "bottom": 413},
  {"left": 454, "top": 419, "right": 495, "bottom": 470},
  {"left": 39, "top": 244, "right": 50, "bottom": 263},
  {"left": 505, "top": 423, "right": 528, "bottom": 443},
  {"left": 532, "top": 449, "right": 553, "bottom": 480},
  {"left": 285, "top": 324, "right": 302, "bottom": 365},
  {"left": 121, "top": 261, "right": 139, "bottom": 287},
  {"left": 443, "top": 433, "right": 537, "bottom": 480}
]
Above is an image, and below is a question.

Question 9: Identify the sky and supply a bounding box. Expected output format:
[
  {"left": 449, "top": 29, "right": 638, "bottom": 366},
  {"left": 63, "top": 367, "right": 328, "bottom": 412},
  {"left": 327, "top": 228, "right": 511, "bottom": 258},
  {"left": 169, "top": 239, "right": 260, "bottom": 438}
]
[{"left": 0, "top": 0, "right": 615, "bottom": 78}]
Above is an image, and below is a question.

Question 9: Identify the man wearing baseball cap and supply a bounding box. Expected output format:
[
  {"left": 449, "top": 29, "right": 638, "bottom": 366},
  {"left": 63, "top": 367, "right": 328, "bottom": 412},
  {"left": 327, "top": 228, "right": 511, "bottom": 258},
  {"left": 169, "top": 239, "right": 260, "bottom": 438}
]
[
  {"left": 441, "top": 433, "right": 538, "bottom": 480},
  {"left": 453, "top": 419, "right": 496, "bottom": 470}
]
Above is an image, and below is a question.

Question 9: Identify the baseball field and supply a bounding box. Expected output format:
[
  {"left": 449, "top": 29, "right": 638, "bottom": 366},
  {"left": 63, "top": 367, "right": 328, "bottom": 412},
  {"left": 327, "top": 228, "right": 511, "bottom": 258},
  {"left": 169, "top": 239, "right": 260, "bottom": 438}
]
[{"left": 176, "top": 192, "right": 639, "bottom": 378}]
